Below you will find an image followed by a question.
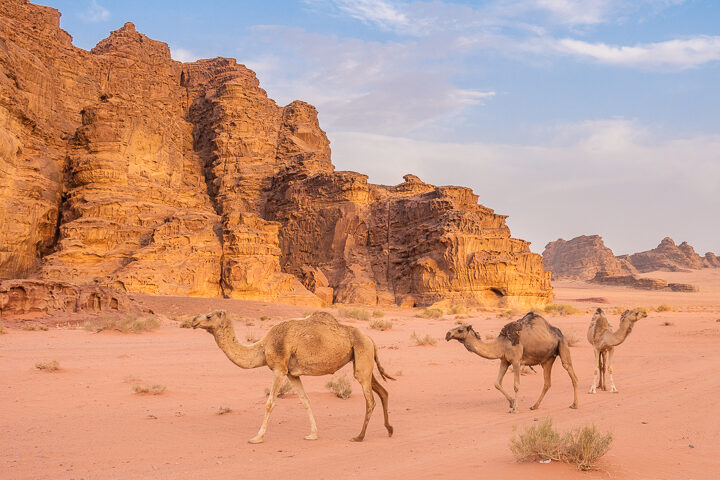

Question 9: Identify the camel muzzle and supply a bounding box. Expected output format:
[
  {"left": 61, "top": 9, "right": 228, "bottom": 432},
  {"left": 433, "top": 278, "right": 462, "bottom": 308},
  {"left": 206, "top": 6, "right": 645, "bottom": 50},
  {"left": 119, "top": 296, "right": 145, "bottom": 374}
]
[{"left": 445, "top": 332, "right": 452, "bottom": 341}]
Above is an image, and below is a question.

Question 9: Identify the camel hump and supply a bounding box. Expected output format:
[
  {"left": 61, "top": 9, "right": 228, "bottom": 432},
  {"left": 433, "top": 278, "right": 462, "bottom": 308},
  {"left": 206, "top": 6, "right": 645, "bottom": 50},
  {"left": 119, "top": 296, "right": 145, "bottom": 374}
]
[{"left": 499, "top": 311, "right": 547, "bottom": 345}]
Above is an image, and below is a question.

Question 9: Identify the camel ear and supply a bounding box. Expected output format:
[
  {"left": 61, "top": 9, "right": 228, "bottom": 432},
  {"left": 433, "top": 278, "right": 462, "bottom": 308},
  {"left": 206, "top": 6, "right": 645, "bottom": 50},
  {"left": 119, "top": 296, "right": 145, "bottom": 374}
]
[
  {"left": 467, "top": 325, "right": 474, "bottom": 331},
  {"left": 218, "top": 310, "right": 227, "bottom": 318},
  {"left": 595, "top": 308, "right": 603, "bottom": 313}
]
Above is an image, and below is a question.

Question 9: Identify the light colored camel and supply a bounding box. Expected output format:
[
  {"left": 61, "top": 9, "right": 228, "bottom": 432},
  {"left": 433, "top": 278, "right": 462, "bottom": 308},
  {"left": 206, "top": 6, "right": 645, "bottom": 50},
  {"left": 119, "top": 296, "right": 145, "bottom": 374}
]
[
  {"left": 445, "top": 312, "right": 579, "bottom": 413},
  {"left": 191, "top": 310, "right": 394, "bottom": 443},
  {"left": 587, "top": 307, "right": 647, "bottom": 394}
]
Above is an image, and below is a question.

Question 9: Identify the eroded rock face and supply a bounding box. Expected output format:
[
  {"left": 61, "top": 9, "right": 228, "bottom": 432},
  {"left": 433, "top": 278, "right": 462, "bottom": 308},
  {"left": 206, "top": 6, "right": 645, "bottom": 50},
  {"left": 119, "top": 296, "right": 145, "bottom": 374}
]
[
  {"left": 591, "top": 273, "right": 699, "bottom": 293},
  {"left": 0, "top": 0, "right": 552, "bottom": 307},
  {"left": 629, "top": 237, "right": 713, "bottom": 273},
  {"left": 543, "top": 235, "right": 637, "bottom": 280}
]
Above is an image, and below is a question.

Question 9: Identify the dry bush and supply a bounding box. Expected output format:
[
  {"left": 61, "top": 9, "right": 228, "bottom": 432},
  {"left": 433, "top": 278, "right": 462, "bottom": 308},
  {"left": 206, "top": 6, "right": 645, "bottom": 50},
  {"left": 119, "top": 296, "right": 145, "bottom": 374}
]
[
  {"left": 411, "top": 331, "right": 437, "bottom": 346},
  {"left": 177, "top": 316, "right": 194, "bottom": 328},
  {"left": 217, "top": 407, "right": 232, "bottom": 415},
  {"left": 544, "top": 304, "right": 580, "bottom": 316},
  {"left": 394, "top": 370, "right": 403, "bottom": 377},
  {"left": 369, "top": 318, "right": 393, "bottom": 331},
  {"left": 325, "top": 375, "right": 352, "bottom": 399},
  {"left": 85, "top": 314, "right": 159, "bottom": 333},
  {"left": 22, "top": 322, "right": 48, "bottom": 331},
  {"left": 662, "top": 321, "right": 674, "bottom": 326},
  {"left": 421, "top": 308, "right": 444, "bottom": 319},
  {"left": 133, "top": 383, "right": 166, "bottom": 395},
  {"left": 340, "top": 308, "right": 370, "bottom": 321},
  {"left": 510, "top": 419, "right": 612, "bottom": 471},
  {"left": 372, "top": 310, "right": 385, "bottom": 318},
  {"left": 0, "top": 321, "right": 6, "bottom": 334},
  {"left": 448, "top": 305, "right": 468, "bottom": 315},
  {"left": 565, "top": 332, "right": 581, "bottom": 347},
  {"left": 455, "top": 314, "right": 470, "bottom": 320},
  {"left": 497, "top": 309, "right": 518, "bottom": 319},
  {"left": 259, "top": 315, "right": 270, "bottom": 322},
  {"left": 265, "top": 378, "right": 293, "bottom": 398},
  {"left": 510, "top": 418, "right": 563, "bottom": 462},
  {"left": 35, "top": 360, "right": 60, "bottom": 372},
  {"left": 610, "top": 306, "right": 626, "bottom": 315},
  {"left": 655, "top": 304, "right": 676, "bottom": 312},
  {"left": 562, "top": 425, "right": 613, "bottom": 471}
]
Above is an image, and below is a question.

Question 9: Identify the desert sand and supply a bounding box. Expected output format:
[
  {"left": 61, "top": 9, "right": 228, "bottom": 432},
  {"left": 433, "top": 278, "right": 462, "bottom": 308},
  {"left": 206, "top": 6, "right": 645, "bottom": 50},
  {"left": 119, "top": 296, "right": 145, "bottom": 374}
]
[{"left": 2, "top": 270, "right": 720, "bottom": 479}]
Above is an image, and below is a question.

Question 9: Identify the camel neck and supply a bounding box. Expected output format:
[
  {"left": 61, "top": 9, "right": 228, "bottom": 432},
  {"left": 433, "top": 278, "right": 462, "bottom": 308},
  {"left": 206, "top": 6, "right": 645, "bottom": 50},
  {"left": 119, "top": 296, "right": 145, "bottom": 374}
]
[
  {"left": 607, "top": 315, "right": 634, "bottom": 347},
  {"left": 462, "top": 334, "right": 503, "bottom": 360},
  {"left": 211, "top": 322, "right": 266, "bottom": 369}
]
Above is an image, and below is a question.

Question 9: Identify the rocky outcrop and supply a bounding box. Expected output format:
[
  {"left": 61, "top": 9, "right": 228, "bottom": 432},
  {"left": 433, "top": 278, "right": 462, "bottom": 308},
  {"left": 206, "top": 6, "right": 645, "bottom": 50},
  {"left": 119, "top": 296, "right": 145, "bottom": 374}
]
[
  {"left": 591, "top": 273, "right": 699, "bottom": 293},
  {"left": 0, "top": 279, "right": 140, "bottom": 315},
  {"left": 0, "top": 0, "right": 551, "bottom": 307},
  {"left": 542, "top": 235, "right": 636, "bottom": 280},
  {"left": 629, "top": 237, "right": 715, "bottom": 273}
]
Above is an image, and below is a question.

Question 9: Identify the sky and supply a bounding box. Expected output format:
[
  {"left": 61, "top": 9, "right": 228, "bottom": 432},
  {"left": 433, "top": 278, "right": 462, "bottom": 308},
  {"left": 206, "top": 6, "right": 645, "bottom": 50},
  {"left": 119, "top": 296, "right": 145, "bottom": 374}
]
[{"left": 37, "top": 0, "right": 720, "bottom": 256}]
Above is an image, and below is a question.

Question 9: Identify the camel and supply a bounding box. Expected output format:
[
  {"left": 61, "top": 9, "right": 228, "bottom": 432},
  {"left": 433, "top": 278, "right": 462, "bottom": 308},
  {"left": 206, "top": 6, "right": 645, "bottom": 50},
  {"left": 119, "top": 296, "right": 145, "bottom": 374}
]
[
  {"left": 445, "top": 312, "right": 579, "bottom": 413},
  {"left": 587, "top": 308, "right": 647, "bottom": 394},
  {"left": 191, "top": 310, "right": 394, "bottom": 443}
]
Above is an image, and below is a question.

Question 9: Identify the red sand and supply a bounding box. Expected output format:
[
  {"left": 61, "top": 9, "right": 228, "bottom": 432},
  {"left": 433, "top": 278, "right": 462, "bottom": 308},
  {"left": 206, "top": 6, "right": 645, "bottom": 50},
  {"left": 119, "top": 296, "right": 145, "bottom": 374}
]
[{"left": 2, "top": 270, "right": 720, "bottom": 479}]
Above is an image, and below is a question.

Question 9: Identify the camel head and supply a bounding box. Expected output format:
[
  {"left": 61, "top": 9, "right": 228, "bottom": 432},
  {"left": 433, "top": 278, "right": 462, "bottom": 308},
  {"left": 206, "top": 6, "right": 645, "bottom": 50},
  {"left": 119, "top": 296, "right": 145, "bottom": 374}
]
[
  {"left": 591, "top": 307, "right": 607, "bottom": 322},
  {"left": 191, "top": 310, "right": 228, "bottom": 332},
  {"left": 621, "top": 308, "right": 648, "bottom": 323},
  {"left": 445, "top": 324, "right": 476, "bottom": 342}
]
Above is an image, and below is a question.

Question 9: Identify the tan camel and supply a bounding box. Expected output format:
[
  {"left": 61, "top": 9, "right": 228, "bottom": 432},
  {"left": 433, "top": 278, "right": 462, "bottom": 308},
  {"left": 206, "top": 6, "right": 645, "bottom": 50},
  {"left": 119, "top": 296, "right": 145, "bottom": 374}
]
[
  {"left": 191, "top": 310, "right": 394, "bottom": 443},
  {"left": 445, "top": 312, "right": 579, "bottom": 413},
  {"left": 587, "top": 308, "right": 647, "bottom": 394}
]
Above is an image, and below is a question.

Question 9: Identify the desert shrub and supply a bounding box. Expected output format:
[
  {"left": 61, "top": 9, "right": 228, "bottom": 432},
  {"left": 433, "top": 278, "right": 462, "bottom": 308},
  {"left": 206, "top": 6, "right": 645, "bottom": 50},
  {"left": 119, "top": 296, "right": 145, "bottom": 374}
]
[
  {"left": 421, "top": 308, "right": 444, "bottom": 319},
  {"left": 178, "top": 316, "right": 194, "bottom": 328},
  {"left": 662, "top": 321, "right": 674, "bottom": 326},
  {"left": 610, "top": 306, "right": 626, "bottom": 315},
  {"left": 22, "top": 322, "right": 48, "bottom": 331},
  {"left": 562, "top": 425, "right": 613, "bottom": 471},
  {"left": 133, "top": 383, "right": 166, "bottom": 395},
  {"left": 340, "top": 308, "right": 371, "bottom": 321},
  {"left": 265, "top": 378, "right": 293, "bottom": 398},
  {"left": 35, "top": 360, "right": 60, "bottom": 372},
  {"left": 497, "top": 309, "right": 518, "bottom": 319},
  {"left": 326, "top": 375, "right": 352, "bottom": 399},
  {"left": 544, "top": 304, "right": 580, "bottom": 316},
  {"left": 510, "top": 418, "right": 563, "bottom": 462},
  {"left": 394, "top": 370, "right": 403, "bottom": 377},
  {"left": 411, "top": 331, "right": 437, "bottom": 346},
  {"left": 448, "top": 305, "right": 468, "bottom": 315},
  {"left": 85, "top": 314, "right": 159, "bottom": 333},
  {"left": 655, "top": 304, "right": 676, "bottom": 312},
  {"left": 259, "top": 315, "right": 270, "bottom": 322},
  {"left": 369, "top": 318, "right": 393, "bottom": 331},
  {"left": 372, "top": 310, "right": 385, "bottom": 318},
  {"left": 510, "top": 419, "right": 612, "bottom": 471},
  {"left": 217, "top": 407, "right": 232, "bottom": 415},
  {"left": 0, "top": 322, "right": 6, "bottom": 334}
]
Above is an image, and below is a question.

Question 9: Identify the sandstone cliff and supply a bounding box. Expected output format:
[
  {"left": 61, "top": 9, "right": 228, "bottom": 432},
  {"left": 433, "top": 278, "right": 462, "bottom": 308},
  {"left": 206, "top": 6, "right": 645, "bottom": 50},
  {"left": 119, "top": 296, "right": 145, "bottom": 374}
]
[
  {"left": 628, "top": 237, "right": 716, "bottom": 273},
  {"left": 542, "top": 235, "right": 637, "bottom": 280},
  {"left": 0, "top": 0, "right": 551, "bottom": 308}
]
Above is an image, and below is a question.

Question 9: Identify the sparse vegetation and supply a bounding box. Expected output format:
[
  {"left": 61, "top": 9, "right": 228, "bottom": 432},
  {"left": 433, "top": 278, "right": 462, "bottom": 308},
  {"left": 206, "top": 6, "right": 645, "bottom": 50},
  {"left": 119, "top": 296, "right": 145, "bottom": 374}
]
[
  {"left": 0, "top": 321, "right": 6, "bottom": 334},
  {"left": 411, "top": 331, "right": 437, "bottom": 346},
  {"left": 372, "top": 310, "right": 385, "bottom": 318},
  {"left": 84, "top": 314, "right": 160, "bottom": 333},
  {"left": 22, "top": 322, "right": 48, "bottom": 331},
  {"left": 217, "top": 407, "right": 232, "bottom": 415},
  {"left": 662, "top": 321, "right": 674, "bottom": 326},
  {"left": 340, "top": 308, "right": 371, "bottom": 321},
  {"left": 133, "top": 383, "right": 166, "bottom": 395},
  {"left": 369, "top": 318, "right": 393, "bottom": 331},
  {"left": 265, "top": 378, "right": 293, "bottom": 398},
  {"left": 510, "top": 418, "right": 612, "bottom": 471},
  {"left": 610, "top": 306, "right": 626, "bottom": 315},
  {"left": 655, "top": 304, "right": 676, "bottom": 312},
  {"left": 325, "top": 375, "right": 352, "bottom": 399},
  {"left": 35, "top": 360, "right": 60, "bottom": 372},
  {"left": 497, "top": 309, "right": 518, "bottom": 319},
  {"left": 259, "top": 315, "right": 270, "bottom": 322},
  {"left": 448, "top": 305, "right": 468, "bottom": 315},
  {"left": 178, "top": 316, "right": 193, "bottom": 328},
  {"left": 421, "top": 307, "right": 444, "bottom": 319},
  {"left": 394, "top": 370, "right": 403, "bottom": 377},
  {"left": 544, "top": 304, "right": 580, "bottom": 316}
]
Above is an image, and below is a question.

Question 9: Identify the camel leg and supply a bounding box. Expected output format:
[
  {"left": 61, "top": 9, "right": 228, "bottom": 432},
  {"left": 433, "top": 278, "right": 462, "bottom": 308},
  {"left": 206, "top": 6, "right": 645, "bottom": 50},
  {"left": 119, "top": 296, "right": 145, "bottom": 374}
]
[
  {"left": 249, "top": 370, "right": 284, "bottom": 444},
  {"left": 510, "top": 362, "right": 521, "bottom": 413},
  {"left": 371, "top": 374, "right": 393, "bottom": 437},
  {"left": 607, "top": 348, "right": 619, "bottom": 393},
  {"left": 494, "top": 360, "right": 514, "bottom": 410},
  {"left": 589, "top": 347, "right": 600, "bottom": 394},
  {"left": 530, "top": 358, "right": 555, "bottom": 410},
  {"left": 600, "top": 350, "right": 608, "bottom": 391},
  {"left": 559, "top": 341, "right": 579, "bottom": 409},
  {"left": 287, "top": 375, "right": 318, "bottom": 440},
  {"left": 350, "top": 346, "right": 376, "bottom": 442}
]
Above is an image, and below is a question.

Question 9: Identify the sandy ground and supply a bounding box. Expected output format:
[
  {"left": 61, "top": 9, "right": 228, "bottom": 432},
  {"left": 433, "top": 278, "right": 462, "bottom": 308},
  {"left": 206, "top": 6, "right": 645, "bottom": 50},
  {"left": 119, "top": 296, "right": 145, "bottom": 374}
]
[{"left": 3, "top": 270, "right": 720, "bottom": 479}]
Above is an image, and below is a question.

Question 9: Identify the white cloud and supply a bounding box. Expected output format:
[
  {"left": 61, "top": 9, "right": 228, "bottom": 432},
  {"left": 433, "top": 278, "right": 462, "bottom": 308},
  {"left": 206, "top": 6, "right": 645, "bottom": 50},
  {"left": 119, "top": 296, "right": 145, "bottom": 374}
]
[
  {"left": 79, "top": 0, "right": 109, "bottom": 23},
  {"left": 328, "top": 120, "right": 720, "bottom": 255},
  {"left": 553, "top": 35, "right": 720, "bottom": 70},
  {"left": 170, "top": 48, "right": 201, "bottom": 63},
  {"left": 333, "top": 0, "right": 410, "bottom": 30}
]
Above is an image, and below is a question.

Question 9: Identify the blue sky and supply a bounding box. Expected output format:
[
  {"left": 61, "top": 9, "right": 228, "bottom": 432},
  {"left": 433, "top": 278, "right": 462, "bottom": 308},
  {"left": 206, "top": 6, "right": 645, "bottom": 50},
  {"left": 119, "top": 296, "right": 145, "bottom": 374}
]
[{"left": 37, "top": 0, "right": 720, "bottom": 256}]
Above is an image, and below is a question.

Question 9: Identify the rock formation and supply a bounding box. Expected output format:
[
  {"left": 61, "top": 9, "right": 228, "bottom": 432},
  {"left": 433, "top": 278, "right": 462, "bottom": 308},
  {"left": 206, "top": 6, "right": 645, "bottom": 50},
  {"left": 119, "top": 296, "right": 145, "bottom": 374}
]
[
  {"left": 628, "top": 237, "right": 716, "bottom": 273},
  {"left": 542, "top": 235, "right": 636, "bottom": 280},
  {"left": 0, "top": 0, "right": 552, "bottom": 308},
  {"left": 591, "top": 273, "right": 699, "bottom": 292}
]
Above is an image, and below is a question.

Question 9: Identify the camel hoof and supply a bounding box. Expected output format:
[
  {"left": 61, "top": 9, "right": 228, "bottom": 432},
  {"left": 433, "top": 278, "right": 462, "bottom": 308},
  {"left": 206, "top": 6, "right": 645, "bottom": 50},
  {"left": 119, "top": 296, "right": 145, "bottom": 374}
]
[
  {"left": 386, "top": 425, "right": 394, "bottom": 437},
  {"left": 248, "top": 436, "right": 264, "bottom": 444},
  {"left": 350, "top": 436, "right": 364, "bottom": 442},
  {"left": 569, "top": 404, "right": 578, "bottom": 409},
  {"left": 529, "top": 405, "right": 538, "bottom": 411},
  {"left": 610, "top": 388, "right": 618, "bottom": 393},
  {"left": 304, "top": 433, "right": 318, "bottom": 441},
  {"left": 588, "top": 388, "right": 596, "bottom": 394},
  {"left": 509, "top": 408, "right": 518, "bottom": 414}
]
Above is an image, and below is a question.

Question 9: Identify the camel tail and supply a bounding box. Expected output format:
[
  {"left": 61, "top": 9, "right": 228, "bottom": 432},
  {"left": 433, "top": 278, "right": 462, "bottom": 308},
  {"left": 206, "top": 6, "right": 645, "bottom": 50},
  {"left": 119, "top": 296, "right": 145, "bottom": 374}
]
[{"left": 373, "top": 341, "right": 396, "bottom": 382}]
